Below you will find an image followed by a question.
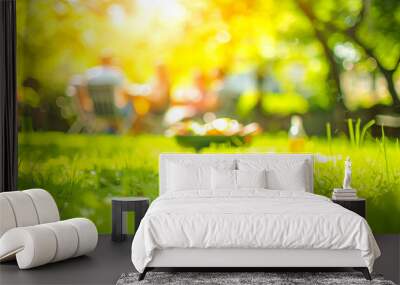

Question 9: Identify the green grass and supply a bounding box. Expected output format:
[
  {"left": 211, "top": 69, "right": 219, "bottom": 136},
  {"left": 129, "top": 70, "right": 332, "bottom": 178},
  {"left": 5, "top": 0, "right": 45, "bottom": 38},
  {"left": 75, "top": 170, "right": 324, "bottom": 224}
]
[{"left": 18, "top": 132, "right": 400, "bottom": 233}]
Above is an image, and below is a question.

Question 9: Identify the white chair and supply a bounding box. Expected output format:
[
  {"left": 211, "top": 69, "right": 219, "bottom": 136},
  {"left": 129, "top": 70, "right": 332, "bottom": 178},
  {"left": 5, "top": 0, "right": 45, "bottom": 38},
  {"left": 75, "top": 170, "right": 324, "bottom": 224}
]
[{"left": 0, "top": 189, "right": 98, "bottom": 269}]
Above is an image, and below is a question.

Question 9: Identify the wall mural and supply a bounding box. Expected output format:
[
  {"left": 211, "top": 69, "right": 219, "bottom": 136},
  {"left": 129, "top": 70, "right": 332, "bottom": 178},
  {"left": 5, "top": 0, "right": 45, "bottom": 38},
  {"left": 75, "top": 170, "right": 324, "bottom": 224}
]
[{"left": 17, "top": 0, "right": 400, "bottom": 233}]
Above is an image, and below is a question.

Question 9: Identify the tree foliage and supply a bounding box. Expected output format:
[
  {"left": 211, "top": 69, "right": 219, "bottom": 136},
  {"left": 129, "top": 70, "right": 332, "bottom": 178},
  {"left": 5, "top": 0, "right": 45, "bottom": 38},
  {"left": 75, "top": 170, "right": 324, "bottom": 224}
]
[
  {"left": 296, "top": 0, "right": 400, "bottom": 109},
  {"left": 16, "top": 0, "right": 400, "bottom": 130}
]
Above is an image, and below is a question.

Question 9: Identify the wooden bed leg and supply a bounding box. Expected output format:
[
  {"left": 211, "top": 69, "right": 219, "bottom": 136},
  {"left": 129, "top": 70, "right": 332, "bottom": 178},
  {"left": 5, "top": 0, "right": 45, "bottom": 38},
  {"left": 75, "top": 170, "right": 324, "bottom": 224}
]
[
  {"left": 138, "top": 268, "right": 148, "bottom": 281},
  {"left": 354, "top": 267, "right": 371, "bottom": 280}
]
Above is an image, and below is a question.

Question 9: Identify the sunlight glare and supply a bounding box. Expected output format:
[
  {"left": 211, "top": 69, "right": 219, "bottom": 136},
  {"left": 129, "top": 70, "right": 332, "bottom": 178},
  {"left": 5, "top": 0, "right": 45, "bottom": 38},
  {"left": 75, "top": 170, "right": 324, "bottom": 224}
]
[
  {"left": 136, "top": 0, "right": 187, "bottom": 24},
  {"left": 108, "top": 4, "right": 126, "bottom": 26}
]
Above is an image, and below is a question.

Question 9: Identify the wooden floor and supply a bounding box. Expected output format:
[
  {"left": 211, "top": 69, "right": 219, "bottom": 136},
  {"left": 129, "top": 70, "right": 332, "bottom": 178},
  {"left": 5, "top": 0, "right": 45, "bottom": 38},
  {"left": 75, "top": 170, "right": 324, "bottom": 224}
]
[{"left": 0, "top": 235, "right": 399, "bottom": 285}]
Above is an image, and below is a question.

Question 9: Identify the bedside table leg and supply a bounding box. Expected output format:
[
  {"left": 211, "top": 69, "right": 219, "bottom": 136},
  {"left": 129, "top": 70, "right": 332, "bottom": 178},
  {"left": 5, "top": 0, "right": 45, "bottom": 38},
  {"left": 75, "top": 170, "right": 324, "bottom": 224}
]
[
  {"left": 112, "top": 203, "right": 124, "bottom": 242},
  {"left": 134, "top": 202, "right": 149, "bottom": 235}
]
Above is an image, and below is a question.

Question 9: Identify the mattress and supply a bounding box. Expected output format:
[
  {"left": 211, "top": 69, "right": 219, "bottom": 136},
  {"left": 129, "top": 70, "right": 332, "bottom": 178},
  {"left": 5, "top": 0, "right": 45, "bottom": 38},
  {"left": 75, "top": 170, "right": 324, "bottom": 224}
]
[{"left": 131, "top": 190, "right": 380, "bottom": 273}]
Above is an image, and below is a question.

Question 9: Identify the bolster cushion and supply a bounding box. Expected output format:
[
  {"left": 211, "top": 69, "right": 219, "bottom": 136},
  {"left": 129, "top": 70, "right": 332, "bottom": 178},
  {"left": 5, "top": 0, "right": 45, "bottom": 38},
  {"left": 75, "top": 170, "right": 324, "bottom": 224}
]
[
  {"left": 0, "top": 196, "right": 17, "bottom": 237},
  {"left": 0, "top": 218, "right": 98, "bottom": 269},
  {"left": 0, "top": 189, "right": 60, "bottom": 238}
]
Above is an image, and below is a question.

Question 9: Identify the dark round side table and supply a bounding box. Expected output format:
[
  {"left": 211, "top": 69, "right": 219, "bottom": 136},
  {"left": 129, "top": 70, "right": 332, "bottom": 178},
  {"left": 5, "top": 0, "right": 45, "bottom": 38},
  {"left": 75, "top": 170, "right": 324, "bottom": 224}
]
[{"left": 111, "top": 197, "right": 150, "bottom": 242}]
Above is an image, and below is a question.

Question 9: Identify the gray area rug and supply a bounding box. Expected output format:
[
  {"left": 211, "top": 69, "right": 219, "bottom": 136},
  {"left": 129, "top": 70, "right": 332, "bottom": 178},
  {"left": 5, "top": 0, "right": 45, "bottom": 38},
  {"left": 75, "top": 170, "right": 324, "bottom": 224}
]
[{"left": 116, "top": 272, "right": 396, "bottom": 285}]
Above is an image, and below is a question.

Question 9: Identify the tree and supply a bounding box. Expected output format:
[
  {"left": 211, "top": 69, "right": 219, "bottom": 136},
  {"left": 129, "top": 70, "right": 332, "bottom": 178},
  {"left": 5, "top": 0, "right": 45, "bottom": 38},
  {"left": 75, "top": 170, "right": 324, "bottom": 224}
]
[
  {"left": 295, "top": 0, "right": 400, "bottom": 111},
  {"left": 295, "top": 0, "right": 345, "bottom": 110}
]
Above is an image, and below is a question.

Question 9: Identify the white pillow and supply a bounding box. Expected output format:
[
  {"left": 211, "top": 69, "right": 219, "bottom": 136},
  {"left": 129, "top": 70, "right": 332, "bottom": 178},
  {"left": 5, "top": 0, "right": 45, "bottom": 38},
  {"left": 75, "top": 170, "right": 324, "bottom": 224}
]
[
  {"left": 167, "top": 162, "right": 211, "bottom": 191},
  {"left": 211, "top": 168, "right": 236, "bottom": 190},
  {"left": 238, "top": 159, "right": 309, "bottom": 191},
  {"left": 266, "top": 167, "right": 307, "bottom": 191},
  {"left": 166, "top": 159, "right": 236, "bottom": 192},
  {"left": 211, "top": 169, "right": 267, "bottom": 190},
  {"left": 236, "top": 169, "right": 267, "bottom": 189}
]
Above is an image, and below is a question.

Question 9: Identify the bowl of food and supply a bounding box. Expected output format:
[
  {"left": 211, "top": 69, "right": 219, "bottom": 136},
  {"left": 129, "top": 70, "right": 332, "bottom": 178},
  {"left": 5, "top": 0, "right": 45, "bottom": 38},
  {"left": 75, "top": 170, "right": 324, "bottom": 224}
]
[{"left": 167, "top": 118, "right": 262, "bottom": 151}]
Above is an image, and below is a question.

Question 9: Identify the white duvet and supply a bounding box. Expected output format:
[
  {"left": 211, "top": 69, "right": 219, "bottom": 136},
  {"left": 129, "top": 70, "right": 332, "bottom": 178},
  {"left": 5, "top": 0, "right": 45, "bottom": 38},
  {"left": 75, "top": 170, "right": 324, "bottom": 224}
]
[{"left": 131, "top": 190, "right": 380, "bottom": 273}]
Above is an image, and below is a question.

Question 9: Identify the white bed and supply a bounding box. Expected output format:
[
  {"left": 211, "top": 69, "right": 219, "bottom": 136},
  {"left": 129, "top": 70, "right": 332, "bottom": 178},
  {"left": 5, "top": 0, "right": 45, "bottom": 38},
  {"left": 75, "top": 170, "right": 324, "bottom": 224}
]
[{"left": 131, "top": 154, "right": 380, "bottom": 280}]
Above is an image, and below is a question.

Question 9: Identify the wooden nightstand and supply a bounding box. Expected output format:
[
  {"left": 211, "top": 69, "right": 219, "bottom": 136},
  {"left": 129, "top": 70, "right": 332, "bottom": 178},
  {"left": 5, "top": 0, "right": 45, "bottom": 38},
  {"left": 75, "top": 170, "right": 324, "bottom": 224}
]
[{"left": 332, "top": 198, "right": 366, "bottom": 218}]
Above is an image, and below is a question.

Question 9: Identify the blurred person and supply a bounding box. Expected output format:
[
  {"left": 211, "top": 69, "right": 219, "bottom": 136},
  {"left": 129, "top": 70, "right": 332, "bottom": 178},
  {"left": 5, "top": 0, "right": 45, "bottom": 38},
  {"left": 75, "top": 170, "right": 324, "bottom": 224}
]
[
  {"left": 67, "top": 75, "right": 91, "bottom": 111},
  {"left": 139, "top": 63, "right": 172, "bottom": 133},
  {"left": 209, "top": 67, "right": 238, "bottom": 118},
  {"left": 123, "top": 63, "right": 171, "bottom": 133},
  {"left": 66, "top": 74, "right": 94, "bottom": 133},
  {"left": 164, "top": 71, "right": 218, "bottom": 125},
  {"left": 148, "top": 63, "right": 170, "bottom": 112},
  {"left": 192, "top": 71, "right": 218, "bottom": 113},
  {"left": 75, "top": 51, "right": 135, "bottom": 133},
  {"left": 85, "top": 52, "right": 129, "bottom": 109}
]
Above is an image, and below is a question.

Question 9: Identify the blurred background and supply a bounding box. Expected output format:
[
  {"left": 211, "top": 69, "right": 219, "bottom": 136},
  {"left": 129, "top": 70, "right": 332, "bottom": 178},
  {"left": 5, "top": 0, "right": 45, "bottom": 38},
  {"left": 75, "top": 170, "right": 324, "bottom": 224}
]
[{"left": 17, "top": 0, "right": 400, "bottom": 233}]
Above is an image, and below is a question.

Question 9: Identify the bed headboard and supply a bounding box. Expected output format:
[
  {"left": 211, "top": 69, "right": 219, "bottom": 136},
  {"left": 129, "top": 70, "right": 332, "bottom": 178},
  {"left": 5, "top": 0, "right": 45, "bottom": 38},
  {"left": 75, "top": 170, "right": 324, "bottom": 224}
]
[{"left": 159, "top": 153, "right": 314, "bottom": 195}]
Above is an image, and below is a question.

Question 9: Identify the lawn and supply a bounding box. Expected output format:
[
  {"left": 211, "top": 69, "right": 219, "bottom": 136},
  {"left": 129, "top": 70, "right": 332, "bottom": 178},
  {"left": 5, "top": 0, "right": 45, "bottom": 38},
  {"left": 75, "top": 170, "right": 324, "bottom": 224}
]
[{"left": 18, "top": 132, "right": 400, "bottom": 234}]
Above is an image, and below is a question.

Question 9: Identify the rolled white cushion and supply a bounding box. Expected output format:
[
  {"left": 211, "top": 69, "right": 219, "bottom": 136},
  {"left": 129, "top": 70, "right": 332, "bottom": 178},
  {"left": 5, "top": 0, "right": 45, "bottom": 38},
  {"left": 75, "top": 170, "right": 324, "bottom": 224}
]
[
  {"left": 0, "top": 218, "right": 98, "bottom": 269},
  {"left": 65, "top": 218, "right": 98, "bottom": 257},
  {"left": 0, "top": 196, "right": 17, "bottom": 237},
  {"left": 0, "top": 191, "right": 39, "bottom": 227},
  {"left": 42, "top": 221, "right": 79, "bottom": 262},
  {"left": 23, "top": 189, "right": 60, "bottom": 223},
  {"left": 0, "top": 226, "right": 57, "bottom": 269}
]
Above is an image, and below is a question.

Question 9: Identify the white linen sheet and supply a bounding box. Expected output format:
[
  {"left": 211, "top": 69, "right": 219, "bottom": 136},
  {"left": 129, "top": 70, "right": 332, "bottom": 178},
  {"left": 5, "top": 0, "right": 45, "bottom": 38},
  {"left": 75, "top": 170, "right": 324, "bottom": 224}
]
[{"left": 131, "top": 190, "right": 380, "bottom": 273}]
